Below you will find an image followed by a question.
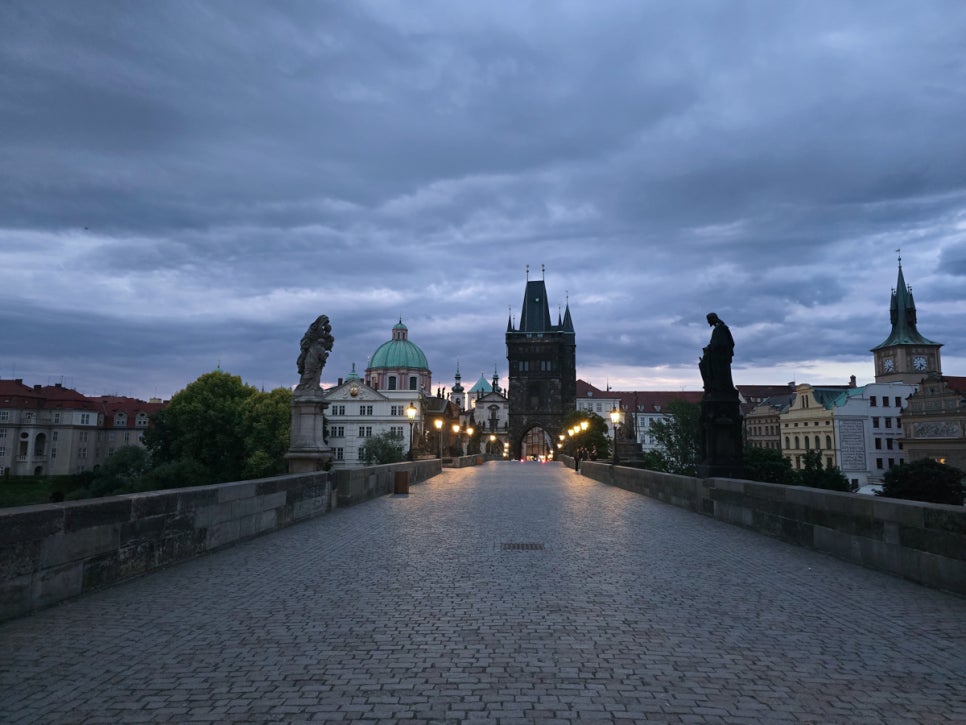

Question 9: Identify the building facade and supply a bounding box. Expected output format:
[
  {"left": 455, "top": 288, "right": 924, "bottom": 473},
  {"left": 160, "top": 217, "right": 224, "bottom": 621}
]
[
  {"left": 0, "top": 379, "right": 165, "bottom": 477},
  {"left": 900, "top": 374, "right": 966, "bottom": 471}
]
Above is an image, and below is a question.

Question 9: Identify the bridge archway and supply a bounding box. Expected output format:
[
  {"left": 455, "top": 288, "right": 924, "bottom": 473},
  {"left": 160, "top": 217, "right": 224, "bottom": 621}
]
[{"left": 517, "top": 426, "right": 554, "bottom": 461}]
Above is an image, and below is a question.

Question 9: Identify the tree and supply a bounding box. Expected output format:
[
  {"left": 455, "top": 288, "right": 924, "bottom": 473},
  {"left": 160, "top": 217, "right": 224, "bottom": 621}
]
[
  {"left": 87, "top": 445, "right": 152, "bottom": 497},
  {"left": 360, "top": 431, "right": 405, "bottom": 465},
  {"left": 649, "top": 400, "right": 701, "bottom": 475},
  {"left": 144, "top": 371, "right": 291, "bottom": 484},
  {"left": 744, "top": 446, "right": 796, "bottom": 485},
  {"left": 240, "top": 386, "right": 292, "bottom": 478},
  {"left": 880, "top": 459, "right": 964, "bottom": 505},
  {"left": 796, "top": 449, "right": 850, "bottom": 491},
  {"left": 561, "top": 410, "right": 610, "bottom": 460}
]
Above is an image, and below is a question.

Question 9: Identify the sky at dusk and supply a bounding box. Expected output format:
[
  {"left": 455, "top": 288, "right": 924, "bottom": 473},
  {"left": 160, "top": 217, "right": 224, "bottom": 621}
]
[{"left": 2, "top": 1, "right": 965, "bottom": 401}]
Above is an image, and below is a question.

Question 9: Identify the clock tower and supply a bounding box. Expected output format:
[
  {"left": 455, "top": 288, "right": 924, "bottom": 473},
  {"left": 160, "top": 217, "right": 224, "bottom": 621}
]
[{"left": 871, "top": 259, "right": 942, "bottom": 384}]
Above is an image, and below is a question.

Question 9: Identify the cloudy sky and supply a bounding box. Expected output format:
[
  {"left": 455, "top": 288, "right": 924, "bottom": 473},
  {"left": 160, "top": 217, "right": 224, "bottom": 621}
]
[{"left": 2, "top": 1, "right": 965, "bottom": 401}]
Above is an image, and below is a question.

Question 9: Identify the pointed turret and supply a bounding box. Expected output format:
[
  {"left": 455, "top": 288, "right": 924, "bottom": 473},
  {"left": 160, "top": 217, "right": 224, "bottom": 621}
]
[
  {"left": 871, "top": 259, "right": 943, "bottom": 383},
  {"left": 518, "top": 280, "right": 553, "bottom": 333},
  {"left": 872, "top": 262, "right": 939, "bottom": 349},
  {"left": 562, "top": 302, "right": 575, "bottom": 334}
]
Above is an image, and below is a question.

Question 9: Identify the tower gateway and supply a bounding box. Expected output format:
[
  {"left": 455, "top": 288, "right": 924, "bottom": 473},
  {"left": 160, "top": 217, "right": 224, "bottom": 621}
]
[
  {"left": 871, "top": 260, "right": 942, "bottom": 384},
  {"left": 505, "top": 273, "right": 576, "bottom": 459}
]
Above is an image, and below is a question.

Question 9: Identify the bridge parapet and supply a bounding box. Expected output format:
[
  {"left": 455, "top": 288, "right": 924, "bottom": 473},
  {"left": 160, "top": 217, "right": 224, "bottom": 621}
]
[
  {"left": 1, "top": 460, "right": 442, "bottom": 622},
  {"left": 580, "top": 461, "right": 966, "bottom": 595}
]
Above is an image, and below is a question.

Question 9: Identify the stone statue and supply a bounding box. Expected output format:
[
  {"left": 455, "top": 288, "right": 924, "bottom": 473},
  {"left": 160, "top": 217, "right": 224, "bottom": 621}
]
[
  {"left": 699, "top": 312, "right": 735, "bottom": 393},
  {"left": 295, "top": 315, "right": 334, "bottom": 393}
]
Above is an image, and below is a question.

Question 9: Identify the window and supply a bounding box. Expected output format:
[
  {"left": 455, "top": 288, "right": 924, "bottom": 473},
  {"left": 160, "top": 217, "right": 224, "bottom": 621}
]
[
  {"left": 0, "top": 429, "right": 5, "bottom": 439},
  {"left": 360, "top": 405, "right": 373, "bottom": 416},
  {"left": 331, "top": 426, "right": 344, "bottom": 438},
  {"left": 390, "top": 426, "right": 404, "bottom": 438},
  {"left": 888, "top": 458, "right": 895, "bottom": 468},
  {"left": 115, "top": 413, "right": 127, "bottom": 426},
  {"left": 870, "top": 396, "right": 877, "bottom": 407},
  {"left": 872, "top": 417, "right": 880, "bottom": 429},
  {"left": 80, "top": 413, "right": 91, "bottom": 425},
  {"left": 875, "top": 438, "right": 882, "bottom": 450},
  {"left": 135, "top": 413, "right": 149, "bottom": 427},
  {"left": 885, "top": 418, "right": 892, "bottom": 429},
  {"left": 123, "top": 432, "right": 130, "bottom": 442},
  {"left": 79, "top": 447, "right": 88, "bottom": 459},
  {"left": 0, "top": 447, "right": 4, "bottom": 457},
  {"left": 886, "top": 439, "right": 894, "bottom": 450},
  {"left": 794, "top": 436, "right": 800, "bottom": 449},
  {"left": 24, "top": 412, "right": 34, "bottom": 422},
  {"left": 358, "top": 426, "right": 372, "bottom": 438},
  {"left": 334, "top": 448, "right": 344, "bottom": 461},
  {"left": 894, "top": 397, "right": 902, "bottom": 408},
  {"left": 332, "top": 405, "right": 345, "bottom": 415},
  {"left": 53, "top": 412, "right": 61, "bottom": 424},
  {"left": 388, "top": 376, "right": 397, "bottom": 390},
  {"left": 804, "top": 436, "right": 809, "bottom": 450},
  {"left": 0, "top": 411, "right": 7, "bottom": 421},
  {"left": 79, "top": 431, "right": 88, "bottom": 442},
  {"left": 785, "top": 436, "right": 790, "bottom": 449},
  {"left": 409, "top": 376, "right": 417, "bottom": 391},
  {"left": 814, "top": 436, "right": 821, "bottom": 450},
  {"left": 825, "top": 435, "right": 831, "bottom": 449},
  {"left": 876, "top": 458, "right": 883, "bottom": 469}
]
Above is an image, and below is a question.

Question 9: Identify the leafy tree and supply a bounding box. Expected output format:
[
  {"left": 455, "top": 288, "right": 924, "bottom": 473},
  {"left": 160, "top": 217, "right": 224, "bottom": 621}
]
[
  {"left": 88, "top": 445, "right": 152, "bottom": 497},
  {"left": 880, "top": 459, "right": 964, "bottom": 505},
  {"left": 796, "top": 449, "right": 850, "bottom": 491},
  {"left": 649, "top": 400, "right": 701, "bottom": 475},
  {"left": 360, "top": 431, "right": 405, "bottom": 465},
  {"left": 561, "top": 410, "right": 610, "bottom": 460},
  {"left": 641, "top": 449, "right": 669, "bottom": 472},
  {"left": 144, "top": 371, "right": 291, "bottom": 484},
  {"left": 240, "top": 386, "right": 292, "bottom": 478},
  {"left": 744, "top": 446, "right": 796, "bottom": 485}
]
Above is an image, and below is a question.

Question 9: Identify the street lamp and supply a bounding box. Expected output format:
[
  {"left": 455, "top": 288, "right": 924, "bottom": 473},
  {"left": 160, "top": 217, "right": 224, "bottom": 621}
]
[
  {"left": 434, "top": 418, "right": 443, "bottom": 459},
  {"left": 489, "top": 434, "right": 496, "bottom": 454},
  {"left": 580, "top": 420, "right": 589, "bottom": 432},
  {"left": 610, "top": 405, "right": 623, "bottom": 465},
  {"left": 452, "top": 423, "right": 460, "bottom": 457},
  {"left": 406, "top": 403, "right": 417, "bottom": 460},
  {"left": 466, "top": 426, "right": 474, "bottom": 455}
]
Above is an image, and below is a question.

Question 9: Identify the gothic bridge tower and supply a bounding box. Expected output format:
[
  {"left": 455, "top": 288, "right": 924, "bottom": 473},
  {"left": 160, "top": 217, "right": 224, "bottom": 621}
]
[{"left": 506, "top": 271, "right": 576, "bottom": 459}]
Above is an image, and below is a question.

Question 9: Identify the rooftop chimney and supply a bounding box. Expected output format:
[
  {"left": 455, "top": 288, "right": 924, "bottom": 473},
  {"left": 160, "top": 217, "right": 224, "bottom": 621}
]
[{"left": 849, "top": 375, "right": 857, "bottom": 388}]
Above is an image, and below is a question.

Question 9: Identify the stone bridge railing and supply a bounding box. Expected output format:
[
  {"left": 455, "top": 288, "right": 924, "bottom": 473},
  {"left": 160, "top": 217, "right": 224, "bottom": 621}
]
[
  {"left": 575, "top": 459, "right": 965, "bottom": 596},
  {"left": 1, "top": 459, "right": 443, "bottom": 622}
]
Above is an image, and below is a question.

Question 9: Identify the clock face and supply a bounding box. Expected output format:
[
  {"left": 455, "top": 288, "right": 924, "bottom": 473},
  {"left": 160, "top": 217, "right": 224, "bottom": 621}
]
[
  {"left": 913, "top": 355, "right": 927, "bottom": 371},
  {"left": 883, "top": 358, "right": 894, "bottom": 372}
]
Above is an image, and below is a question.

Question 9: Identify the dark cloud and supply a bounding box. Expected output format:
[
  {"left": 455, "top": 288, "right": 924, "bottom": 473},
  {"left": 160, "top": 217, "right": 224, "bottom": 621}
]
[{"left": 2, "top": 1, "right": 965, "bottom": 398}]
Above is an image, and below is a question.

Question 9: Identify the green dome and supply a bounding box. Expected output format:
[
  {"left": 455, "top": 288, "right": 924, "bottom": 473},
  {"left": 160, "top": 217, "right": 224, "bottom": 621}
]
[{"left": 369, "top": 320, "right": 429, "bottom": 370}]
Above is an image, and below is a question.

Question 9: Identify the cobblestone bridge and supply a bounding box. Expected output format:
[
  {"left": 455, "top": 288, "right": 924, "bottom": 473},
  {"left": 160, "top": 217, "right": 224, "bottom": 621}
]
[{"left": 1, "top": 462, "right": 964, "bottom": 723}]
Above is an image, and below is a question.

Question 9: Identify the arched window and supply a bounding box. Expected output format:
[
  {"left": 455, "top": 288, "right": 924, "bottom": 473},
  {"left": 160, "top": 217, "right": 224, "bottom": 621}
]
[
  {"left": 814, "top": 436, "right": 821, "bottom": 450},
  {"left": 785, "top": 436, "right": 790, "bottom": 449},
  {"left": 794, "top": 435, "right": 800, "bottom": 449},
  {"left": 826, "top": 435, "right": 832, "bottom": 449},
  {"left": 34, "top": 433, "right": 46, "bottom": 456}
]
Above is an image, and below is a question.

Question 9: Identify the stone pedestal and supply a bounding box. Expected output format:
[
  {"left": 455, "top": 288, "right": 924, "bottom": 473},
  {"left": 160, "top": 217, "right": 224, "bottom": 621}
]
[
  {"left": 698, "top": 390, "right": 744, "bottom": 479},
  {"left": 286, "top": 394, "right": 332, "bottom": 473}
]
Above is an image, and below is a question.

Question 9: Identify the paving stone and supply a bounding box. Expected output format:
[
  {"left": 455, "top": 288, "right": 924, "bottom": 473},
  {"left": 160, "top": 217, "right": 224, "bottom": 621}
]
[{"left": 1, "top": 462, "right": 965, "bottom": 722}]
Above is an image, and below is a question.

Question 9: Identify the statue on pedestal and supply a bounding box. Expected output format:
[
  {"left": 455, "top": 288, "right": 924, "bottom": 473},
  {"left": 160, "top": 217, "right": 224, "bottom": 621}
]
[
  {"left": 697, "top": 312, "right": 743, "bottom": 478},
  {"left": 287, "top": 315, "right": 334, "bottom": 474}
]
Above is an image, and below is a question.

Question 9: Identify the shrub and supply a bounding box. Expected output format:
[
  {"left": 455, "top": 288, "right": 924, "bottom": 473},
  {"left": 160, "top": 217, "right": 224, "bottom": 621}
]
[{"left": 880, "top": 459, "right": 964, "bottom": 506}]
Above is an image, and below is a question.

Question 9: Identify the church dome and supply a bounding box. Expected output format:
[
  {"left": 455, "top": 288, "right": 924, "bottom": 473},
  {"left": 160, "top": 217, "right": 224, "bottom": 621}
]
[{"left": 369, "top": 320, "right": 430, "bottom": 370}]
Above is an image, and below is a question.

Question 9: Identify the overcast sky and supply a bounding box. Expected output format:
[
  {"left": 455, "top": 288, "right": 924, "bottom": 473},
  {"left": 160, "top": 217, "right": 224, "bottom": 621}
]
[{"left": 2, "top": 1, "right": 964, "bottom": 401}]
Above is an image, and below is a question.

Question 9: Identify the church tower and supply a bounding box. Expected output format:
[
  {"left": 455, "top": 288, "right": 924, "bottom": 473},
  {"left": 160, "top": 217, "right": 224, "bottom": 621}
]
[
  {"left": 505, "top": 269, "right": 576, "bottom": 458},
  {"left": 871, "top": 258, "right": 942, "bottom": 384}
]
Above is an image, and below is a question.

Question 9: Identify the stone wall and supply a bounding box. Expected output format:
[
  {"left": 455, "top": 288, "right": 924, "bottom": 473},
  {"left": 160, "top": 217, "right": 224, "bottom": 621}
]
[
  {"left": 333, "top": 459, "right": 441, "bottom": 506},
  {"left": 580, "top": 461, "right": 966, "bottom": 595},
  {"left": 1, "top": 461, "right": 441, "bottom": 622}
]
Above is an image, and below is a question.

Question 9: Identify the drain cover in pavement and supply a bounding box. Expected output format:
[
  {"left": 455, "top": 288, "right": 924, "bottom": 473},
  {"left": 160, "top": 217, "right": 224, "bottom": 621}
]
[{"left": 501, "top": 542, "right": 545, "bottom": 551}]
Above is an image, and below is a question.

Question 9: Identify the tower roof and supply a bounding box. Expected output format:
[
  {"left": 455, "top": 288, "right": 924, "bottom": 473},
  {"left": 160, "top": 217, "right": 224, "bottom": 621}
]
[{"left": 871, "top": 262, "right": 941, "bottom": 350}]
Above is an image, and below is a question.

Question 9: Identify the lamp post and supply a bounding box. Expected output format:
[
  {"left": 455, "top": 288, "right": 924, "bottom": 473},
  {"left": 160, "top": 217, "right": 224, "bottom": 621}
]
[
  {"left": 406, "top": 403, "right": 417, "bottom": 460},
  {"left": 434, "top": 418, "right": 443, "bottom": 459},
  {"left": 489, "top": 434, "right": 497, "bottom": 455},
  {"left": 466, "top": 426, "right": 474, "bottom": 456},
  {"left": 610, "top": 405, "right": 622, "bottom": 465},
  {"left": 452, "top": 423, "right": 460, "bottom": 457}
]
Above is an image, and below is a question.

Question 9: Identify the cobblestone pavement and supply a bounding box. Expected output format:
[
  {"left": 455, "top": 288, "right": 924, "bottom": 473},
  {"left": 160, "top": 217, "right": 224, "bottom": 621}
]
[{"left": 2, "top": 462, "right": 965, "bottom": 724}]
